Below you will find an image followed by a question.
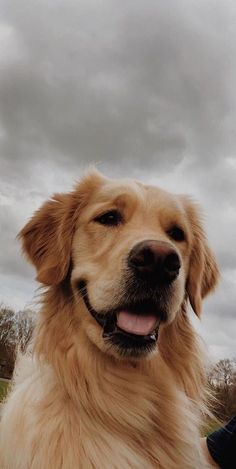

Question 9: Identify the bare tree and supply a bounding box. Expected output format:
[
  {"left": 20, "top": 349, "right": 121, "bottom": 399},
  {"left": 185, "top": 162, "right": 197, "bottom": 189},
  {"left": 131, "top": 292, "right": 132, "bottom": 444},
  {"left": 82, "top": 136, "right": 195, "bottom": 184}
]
[
  {"left": 0, "top": 304, "right": 35, "bottom": 378},
  {"left": 208, "top": 358, "right": 236, "bottom": 421},
  {"left": 209, "top": 359, "right": 235, "bottom": 386}
]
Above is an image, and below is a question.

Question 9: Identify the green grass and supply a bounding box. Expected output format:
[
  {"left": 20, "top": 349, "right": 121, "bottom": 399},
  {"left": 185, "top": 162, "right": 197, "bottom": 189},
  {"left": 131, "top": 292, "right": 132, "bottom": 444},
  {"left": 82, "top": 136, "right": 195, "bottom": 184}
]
[
  {"left": 202, "top": 419, "right": 221, "bottom": 436},
  {"left": 0, "top": 380, "right": 10, "bottom": 402}
]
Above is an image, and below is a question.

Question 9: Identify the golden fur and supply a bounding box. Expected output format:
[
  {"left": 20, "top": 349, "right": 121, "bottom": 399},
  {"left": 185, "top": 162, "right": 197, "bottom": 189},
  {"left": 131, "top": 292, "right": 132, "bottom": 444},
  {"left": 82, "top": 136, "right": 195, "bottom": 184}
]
[{"left": 0, "top": 170, "right": 219, "bottom": 468}]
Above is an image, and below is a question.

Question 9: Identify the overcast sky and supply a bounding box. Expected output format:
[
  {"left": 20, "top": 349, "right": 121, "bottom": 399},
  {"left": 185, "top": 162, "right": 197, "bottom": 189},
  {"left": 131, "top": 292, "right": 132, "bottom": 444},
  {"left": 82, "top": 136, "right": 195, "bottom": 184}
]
[{"left": 0, "top": 0, "right": 236, "bottom": 361}]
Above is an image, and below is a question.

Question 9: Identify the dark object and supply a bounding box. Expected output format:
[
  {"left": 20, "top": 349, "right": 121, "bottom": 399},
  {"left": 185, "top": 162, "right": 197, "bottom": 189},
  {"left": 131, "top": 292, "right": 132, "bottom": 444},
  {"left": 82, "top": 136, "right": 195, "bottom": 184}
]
[{"left": 207, "top": 415, "right": 236, "bottom": 469}]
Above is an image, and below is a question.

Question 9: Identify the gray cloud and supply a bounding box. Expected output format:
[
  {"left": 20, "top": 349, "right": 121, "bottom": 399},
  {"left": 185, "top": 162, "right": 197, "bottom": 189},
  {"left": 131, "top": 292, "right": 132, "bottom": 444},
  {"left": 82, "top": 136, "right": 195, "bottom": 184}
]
[
  {"left": 0, "top": 0, "right": 236, "bottom": 359},
  {"left": 1, "top": 0, "right": 236, "bottom": 178}
]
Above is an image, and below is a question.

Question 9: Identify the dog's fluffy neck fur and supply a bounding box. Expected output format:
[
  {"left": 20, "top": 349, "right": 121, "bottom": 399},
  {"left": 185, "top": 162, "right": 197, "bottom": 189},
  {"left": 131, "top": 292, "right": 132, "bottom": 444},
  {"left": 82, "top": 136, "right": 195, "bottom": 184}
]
[{"left": 29, "top": 286, "right": 207, "bottom": 468}]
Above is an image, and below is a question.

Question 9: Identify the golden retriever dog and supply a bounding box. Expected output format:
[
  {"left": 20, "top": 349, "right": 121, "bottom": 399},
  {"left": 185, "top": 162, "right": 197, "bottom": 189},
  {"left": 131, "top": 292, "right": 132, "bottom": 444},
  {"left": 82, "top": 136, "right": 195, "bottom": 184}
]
[{"left": 0, "top": 169, "right": 219, "bottom": 468}]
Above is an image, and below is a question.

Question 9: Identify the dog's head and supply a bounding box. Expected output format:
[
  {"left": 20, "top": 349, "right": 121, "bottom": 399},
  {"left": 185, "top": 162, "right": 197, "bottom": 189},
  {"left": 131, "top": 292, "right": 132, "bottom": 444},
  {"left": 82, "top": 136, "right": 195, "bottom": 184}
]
[{"left": 19, "top": 170, "right": 219, "bottom": 359}]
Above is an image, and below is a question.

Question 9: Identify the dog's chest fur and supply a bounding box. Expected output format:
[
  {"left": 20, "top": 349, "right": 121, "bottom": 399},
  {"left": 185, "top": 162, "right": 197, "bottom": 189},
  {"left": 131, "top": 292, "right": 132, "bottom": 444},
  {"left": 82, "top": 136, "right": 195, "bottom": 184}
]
[{"left": 0, "top": 351, "right": 204, "bottom": 469}]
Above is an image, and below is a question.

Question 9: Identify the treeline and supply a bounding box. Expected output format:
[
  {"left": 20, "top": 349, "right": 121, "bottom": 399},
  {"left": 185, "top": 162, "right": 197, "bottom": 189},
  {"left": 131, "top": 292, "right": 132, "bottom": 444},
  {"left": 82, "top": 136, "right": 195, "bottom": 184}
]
[
  {"left": 0, "top": 305, "right": 35, "bottom": 378},
  {"left": 208, "top": 358, "right": 236, "bottom": 422}
]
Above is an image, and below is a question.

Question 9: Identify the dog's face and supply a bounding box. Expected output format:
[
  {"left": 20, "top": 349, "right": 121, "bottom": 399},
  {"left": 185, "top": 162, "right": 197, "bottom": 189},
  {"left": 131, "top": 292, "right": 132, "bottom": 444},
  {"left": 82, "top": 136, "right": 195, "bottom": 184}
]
[
  {"left": 71, "top": 179, "right": 192, "bottom": 358},
  {"left": 19, "top": 170, "right": 219, "bottom": 359}
]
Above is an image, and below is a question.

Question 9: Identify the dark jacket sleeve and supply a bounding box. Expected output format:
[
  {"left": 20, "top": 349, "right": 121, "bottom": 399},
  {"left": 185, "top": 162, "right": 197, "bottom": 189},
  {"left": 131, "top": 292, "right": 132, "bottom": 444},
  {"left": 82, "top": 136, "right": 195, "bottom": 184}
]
[{"left": 206, "top": 415, "right": 236, "bottom": 469}]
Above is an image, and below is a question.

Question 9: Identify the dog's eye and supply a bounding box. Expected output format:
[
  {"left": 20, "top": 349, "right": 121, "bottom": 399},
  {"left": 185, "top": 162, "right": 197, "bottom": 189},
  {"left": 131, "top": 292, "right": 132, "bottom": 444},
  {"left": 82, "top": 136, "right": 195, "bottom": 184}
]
[
  {"left": 94, "top": 210, "right": 122, "bottom": 226},
  {"left": 167, "top": 225, "right": 185, "bottom": 242}
]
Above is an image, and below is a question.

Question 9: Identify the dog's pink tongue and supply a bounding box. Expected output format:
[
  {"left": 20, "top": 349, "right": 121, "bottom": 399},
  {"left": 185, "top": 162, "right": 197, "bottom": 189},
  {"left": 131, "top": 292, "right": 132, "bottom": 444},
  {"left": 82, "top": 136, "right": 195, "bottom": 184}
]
[{"left": 117, "top": 311, "right": 157, "bottom": 335}]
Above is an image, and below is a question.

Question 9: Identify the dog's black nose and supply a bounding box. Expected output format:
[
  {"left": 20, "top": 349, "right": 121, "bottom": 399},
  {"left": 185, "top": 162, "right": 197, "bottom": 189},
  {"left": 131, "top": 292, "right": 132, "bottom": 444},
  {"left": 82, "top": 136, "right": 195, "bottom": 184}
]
[{"left": 128, "top": 240, "right": 181, "bottom": 283}]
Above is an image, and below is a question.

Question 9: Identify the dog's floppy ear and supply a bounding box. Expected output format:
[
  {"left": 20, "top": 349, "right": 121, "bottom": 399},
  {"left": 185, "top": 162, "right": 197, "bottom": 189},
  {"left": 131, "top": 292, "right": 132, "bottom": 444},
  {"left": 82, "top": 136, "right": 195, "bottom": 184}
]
[
  {"left": 18, "top": 193, "right": 80, "bottom": 285},
  {"left": 18, "top": 169, "right": 105, "bottom": 286},
  {"left": 183, "top": 198, "right": 219, "bottom": 316}
]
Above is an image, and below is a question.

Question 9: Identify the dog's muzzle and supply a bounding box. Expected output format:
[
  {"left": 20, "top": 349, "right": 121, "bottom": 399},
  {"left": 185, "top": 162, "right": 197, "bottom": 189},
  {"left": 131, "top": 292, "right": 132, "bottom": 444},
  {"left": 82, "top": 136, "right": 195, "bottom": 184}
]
[
  {"left": 78, "top": 280, "right": 166, "bottom": 357},
  {"left": 77, "top": 240, "right": 180, "bottom": 357}
]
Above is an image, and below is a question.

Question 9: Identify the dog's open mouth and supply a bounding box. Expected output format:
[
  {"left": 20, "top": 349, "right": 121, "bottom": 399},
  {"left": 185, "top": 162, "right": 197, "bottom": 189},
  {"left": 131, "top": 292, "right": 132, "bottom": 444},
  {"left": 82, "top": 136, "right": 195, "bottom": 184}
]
[{"left": 78, "top": 281, "right": 165, "bottom": 356}]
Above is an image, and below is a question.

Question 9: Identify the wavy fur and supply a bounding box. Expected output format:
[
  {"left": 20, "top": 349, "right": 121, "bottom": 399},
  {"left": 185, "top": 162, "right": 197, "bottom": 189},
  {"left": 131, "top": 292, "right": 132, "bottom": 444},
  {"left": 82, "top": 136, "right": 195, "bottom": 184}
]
[{"left": 0, "top": 170, "right": 219, "bottom": 468}]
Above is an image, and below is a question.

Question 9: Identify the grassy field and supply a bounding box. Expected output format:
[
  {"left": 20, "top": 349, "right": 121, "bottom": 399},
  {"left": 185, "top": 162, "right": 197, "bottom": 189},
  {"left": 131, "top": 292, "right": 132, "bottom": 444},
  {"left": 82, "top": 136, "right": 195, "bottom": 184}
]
[{"left": 0, "top": 380, "right": 10, "bottom": 402}]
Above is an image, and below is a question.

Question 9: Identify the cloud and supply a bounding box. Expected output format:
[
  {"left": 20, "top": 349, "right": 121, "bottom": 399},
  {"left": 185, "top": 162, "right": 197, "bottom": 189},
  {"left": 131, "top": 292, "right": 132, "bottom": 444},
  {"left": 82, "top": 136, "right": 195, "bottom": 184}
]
[
  {"left": 0, "top": 0, "right": 236, "bottom": 359},
  {"left": 1, "top": 1, "right": 236, "bottom": 178}
]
